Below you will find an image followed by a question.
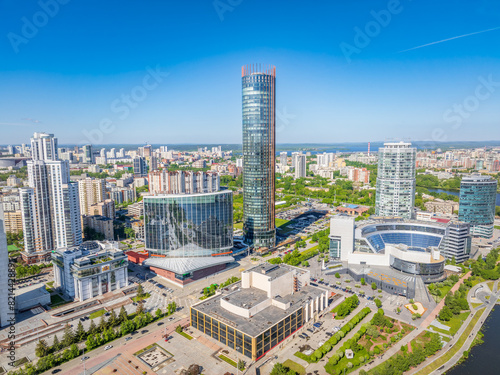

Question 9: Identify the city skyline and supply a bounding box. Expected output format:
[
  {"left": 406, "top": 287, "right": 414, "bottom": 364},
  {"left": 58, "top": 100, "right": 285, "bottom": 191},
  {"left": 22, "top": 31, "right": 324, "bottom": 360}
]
[{"left": 1, "top": 1, "right": 500, "bottom": 144}]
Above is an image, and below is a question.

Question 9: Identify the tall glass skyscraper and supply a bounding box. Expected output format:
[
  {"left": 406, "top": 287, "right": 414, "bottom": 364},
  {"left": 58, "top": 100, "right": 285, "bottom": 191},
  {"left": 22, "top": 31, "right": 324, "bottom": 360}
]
[
  {"left": 459, "top": 174, "right": 498, "bottom": 238},
  {"left": 242, "top": 64, "right": 276, "bottom": 248},
  {"left": 375, "top": 141, "right": 416, "bottom": 219}
]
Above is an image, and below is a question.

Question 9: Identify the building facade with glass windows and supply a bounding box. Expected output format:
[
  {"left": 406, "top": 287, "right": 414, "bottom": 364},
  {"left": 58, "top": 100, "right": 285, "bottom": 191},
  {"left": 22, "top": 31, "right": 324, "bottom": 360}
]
[
  {"left": 329, "top": 215, "right": 472, "bottom": 279},
  {"left": 459, "top": 174, "right": 498, "bottom": 238},
  {"left": 142, "top": 190, "right": 235, "bottom": 286},
  {"left": 143, "top": 190, "right": 233, "bottom": 257},
  {"left": 190, "top": 264, "right": 328, "bottom": 361},
  {"left": 375, "top": 141, "right": 416, "bottom": 219},
  {"left": 241, "top": 65, "right": 276, "bottom": 249},
  {"left": 52, "top": 241, "right": 128, "bottom": 301}
]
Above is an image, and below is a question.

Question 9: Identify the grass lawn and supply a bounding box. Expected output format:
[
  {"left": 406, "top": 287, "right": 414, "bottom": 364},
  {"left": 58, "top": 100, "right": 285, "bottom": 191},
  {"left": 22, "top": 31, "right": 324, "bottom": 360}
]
[
  {"left": 471, "top": 302, "right": 483, "bottom": 308},
  {"left": 275, "top": 218, "right": 290, "bottom": 227},
  {"left": 50, "top": 294, "right": 69, "bottom": 307},
  {"left": 7, "top": 244, "right": 20, "bottom": 252},
  {"left": 283, "top": 359, "right": 305, "bottom": 375},
  {"left": 178, "top": 331, "right": 193, "bottom": 340},
  {"left": 415, "top": 308, "right": 486, "bottom": 375},
  {"left": 438, "top": 311, "right": 470, "bottom": 336},
  {"left": 89, "top": 309, "right": 106, "bottom": 319},
  {"left": 219, "top": 354, "right": 237, "bottom": 367},
  {"left": 234, "top": 222, "right": 243, "bottom": 230},
  {"left": 132, "top": 293, "right": 151, "bottom": 302},
  {"left": 487, "top": 281, "right": 494, "bottom": 291}
]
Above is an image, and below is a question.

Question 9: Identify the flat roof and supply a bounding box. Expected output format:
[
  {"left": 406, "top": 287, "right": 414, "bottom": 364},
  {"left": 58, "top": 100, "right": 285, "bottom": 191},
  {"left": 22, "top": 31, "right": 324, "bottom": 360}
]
[{"left": 192, "top": 284, "right": 325, "bottom": 338}]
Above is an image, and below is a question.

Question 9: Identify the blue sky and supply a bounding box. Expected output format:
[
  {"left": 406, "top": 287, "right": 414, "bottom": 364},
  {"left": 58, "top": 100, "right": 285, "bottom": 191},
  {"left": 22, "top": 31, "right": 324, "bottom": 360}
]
[{"left": 1, "top": 0, "right": 499, "bottom": 145}]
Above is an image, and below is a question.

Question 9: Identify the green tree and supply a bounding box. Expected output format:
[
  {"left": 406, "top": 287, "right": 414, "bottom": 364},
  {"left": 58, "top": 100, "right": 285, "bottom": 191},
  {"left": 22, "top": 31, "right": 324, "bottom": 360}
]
[
  {"left": 371, "top": 282, "right": 377, "bottom": 290},
  {"left": 99, "top": 315, "right": 108, "bottom": 331},
  {"left": 119, "top": 306, "right": 128, "bottom": 323},
  {"left": 75, "top": 320, "right": 86, "bottom": 341},
  {"left": 70, "top": 343, "right": 80, "bottom": 358},
  {"left": 35, "top": 339, "right": 49, "bottom": 357},
  {"left": 270, "top": 362, "right": 297, "bottom": 375},
  {"left": 335, "top": 272, "right": 340, "bottom": 278},
  {"left": 360, "top": 278, "right": 366, "bottom": 285},
  {"left": 136, "top": 283, "right": 144, "bottom": 298},
  {"left": 62, "top": 324, "right": 74, "bottom": 347},
  {"left": 108, "top": 309, "right": 118, "bottom": 327},
  {"left": 155, "top": 308, "right": 163, "bottom": 319},
  {"left": 52, "top": 334, "right": 61, "bottom": 352},
  {"left": 88, "top": 319, "right": 98, "bottom": 335},
  {"left": 238, "top": 359, "right": 245, "bottom": 371}
]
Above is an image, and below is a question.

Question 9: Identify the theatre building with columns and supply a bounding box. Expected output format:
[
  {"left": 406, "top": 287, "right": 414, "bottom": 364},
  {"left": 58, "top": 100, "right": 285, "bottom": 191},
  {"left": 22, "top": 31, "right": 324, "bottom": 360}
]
[{"left": 190, "top": 263, "right": 329, "bottom": 361}]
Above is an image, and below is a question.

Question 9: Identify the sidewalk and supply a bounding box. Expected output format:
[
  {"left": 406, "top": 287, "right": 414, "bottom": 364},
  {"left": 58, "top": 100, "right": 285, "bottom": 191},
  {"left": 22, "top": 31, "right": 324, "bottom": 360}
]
[{"left": 420, "top": 271, "right": 471, "bottom": 329}]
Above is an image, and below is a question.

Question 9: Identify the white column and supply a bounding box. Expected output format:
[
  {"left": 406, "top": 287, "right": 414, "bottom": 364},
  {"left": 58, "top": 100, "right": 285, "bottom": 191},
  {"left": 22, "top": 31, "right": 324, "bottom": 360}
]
[
  {"left": 305, "top": 304, "right": 309, "bottom": 322},
  {"left": 78, "top": 279, "right": 83, "bottom": 301},
  {"left": 310, "top": 300, "right": 314, "bottom": 319},
  {"left": 98, "top": 275, "right": 102, "bottom": 295},
  {"left": 315, "top": 296, "right": 319, "bottom": 314}
]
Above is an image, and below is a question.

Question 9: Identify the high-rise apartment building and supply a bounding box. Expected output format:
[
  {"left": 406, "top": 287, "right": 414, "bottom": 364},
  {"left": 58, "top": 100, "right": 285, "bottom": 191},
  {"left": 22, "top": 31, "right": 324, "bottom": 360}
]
[
  {"left": 242, "top": 64, "right": 276, "bottom": 248},
  {"left": 291, "top": 152, "right": 300, "bottom": 169},
  {"left": 148, "top": 170, "right": 220, "bottom": 195},
  {"left": 82, "top": 144, "right": 93, "bottom": 164},
  {"left": 20, "top": 132, "right": 82, "bottom": 263},
  {"left": 375, "top": 141, "right": 416, "bottom": 219},
  {"left": 280, "top": 151, "right": 287, "bottom": 165},
  {"left": 78, "top": 178, "right": 107, "bottom": 216},
  {"left": 295, "top": 154, "right": 307, "bottom": 179},
  {"left": 459, "top": 174, "right": 498, "bottom": 238},
  {"left": 317, "top": 152, "right": 335, "bottom": 168},
  {"left": 133, "top": 156, "right": 148, "bottom": 177},
  {"left": 0, "top": 207, "right": 10, "bottom": 327}
]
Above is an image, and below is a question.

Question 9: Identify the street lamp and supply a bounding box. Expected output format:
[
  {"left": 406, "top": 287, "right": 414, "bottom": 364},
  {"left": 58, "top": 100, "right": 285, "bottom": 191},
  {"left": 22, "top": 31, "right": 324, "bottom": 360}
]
[
  {"left": 236, "top": 346, "right": 241, "bottom": 375},
  {"left": 83, "top": 347, "right": 87, "bottom": 375}
]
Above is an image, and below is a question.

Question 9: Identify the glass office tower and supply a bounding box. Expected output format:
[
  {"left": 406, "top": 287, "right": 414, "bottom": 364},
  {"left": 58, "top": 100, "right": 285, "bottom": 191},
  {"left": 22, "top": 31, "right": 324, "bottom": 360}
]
[
  {"left": 459, "top": 174, "right": 498, "bottom": 238},
  {"left": 242, "top": 64, "right": 276, "bottom": 248},
  {"left": 375, "top": 141, "right": 416, "bottom": 219},
  {"left": 144, "top": 190, "right": 233, "bottom": 257}
]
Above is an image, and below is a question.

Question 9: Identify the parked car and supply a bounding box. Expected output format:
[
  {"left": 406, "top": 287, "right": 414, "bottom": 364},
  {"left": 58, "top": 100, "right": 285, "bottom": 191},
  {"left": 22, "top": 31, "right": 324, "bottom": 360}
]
[
  {"left": 104, "top": 345, "right": 113, "bottom": 350},
  {"left": 81, "top": 356, "right": 90, "bottom": 361},
  {"left": 125, "top": 337, "right": 133, "bottom": 341}
]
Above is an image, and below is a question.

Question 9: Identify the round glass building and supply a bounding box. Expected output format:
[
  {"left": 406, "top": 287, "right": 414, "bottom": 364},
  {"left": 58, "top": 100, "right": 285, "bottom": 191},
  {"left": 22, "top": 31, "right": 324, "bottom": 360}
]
[{"left": 242, "top": 64, "right": 276, "bottom": 248}]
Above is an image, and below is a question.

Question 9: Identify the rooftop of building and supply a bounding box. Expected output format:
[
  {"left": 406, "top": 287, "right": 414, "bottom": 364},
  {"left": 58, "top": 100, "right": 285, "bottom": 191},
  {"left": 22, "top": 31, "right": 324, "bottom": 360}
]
[
  {"left": 243, "top": 263, "right": 308, "bottom": 280},
  {"left": 143, "top": 255, "right": 234, "bottom": 275},
  {"left": 353, "top": 216, "right": 463, "bottom": 230},
  {"left": 192, "top": 283, "right": 325, "bottom": 337},
  {"left": 143, "top": 188, "right": 230, "bottom": 199}
]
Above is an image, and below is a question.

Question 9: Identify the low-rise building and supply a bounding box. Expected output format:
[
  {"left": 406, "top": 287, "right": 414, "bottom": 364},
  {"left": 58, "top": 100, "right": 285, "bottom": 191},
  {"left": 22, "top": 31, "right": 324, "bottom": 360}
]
[
  {"left": 3, "top": 210, "right": 23, "bottom": 234},
  {"left": 191, "top": 264, "right": 328, "bottom": 361},
  {"left": 52, "top": 241, "right": 128, "bottom": 301}
]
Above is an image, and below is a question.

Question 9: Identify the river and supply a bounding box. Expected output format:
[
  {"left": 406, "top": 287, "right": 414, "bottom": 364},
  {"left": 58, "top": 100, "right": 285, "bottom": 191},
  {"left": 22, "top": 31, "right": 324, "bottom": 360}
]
[
  {"left": 446, "top": 307, "right": 500, "bottom": 375},
  {"left": 426, "top": 188, "right": 500, "bottom": 206}
]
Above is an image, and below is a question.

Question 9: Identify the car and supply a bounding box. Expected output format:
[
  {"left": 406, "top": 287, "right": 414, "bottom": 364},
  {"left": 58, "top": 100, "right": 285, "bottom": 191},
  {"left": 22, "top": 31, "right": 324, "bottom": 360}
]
[
  {"left": 162, "top": 293, "right": 167, "bottom": 297},
  {"left": 125, "top": 336, "right": 133, "bottom": 341},
  {"left": 141, "top": 330, "right": 149, "bottom": 334},
  {"left": 104, "top": 312, "right": 110, "bottom": 317},
  {"left": 81, "top": 356, "right": 90, "bottom": 361},
  {"left": 51, "top": 369, "right": 61, "bottom": 374},
  {"left": 157, "top": 322, "right": 164, "bottom": 326},
  {"left": 80, "top": 318, "right": 85, "bottom": 321},
  {"left": 168, "top": 317, "right": 174, "bottom": 321},
  {"left": 104, "top": 345, "right": 113, "bottom": 350}
]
